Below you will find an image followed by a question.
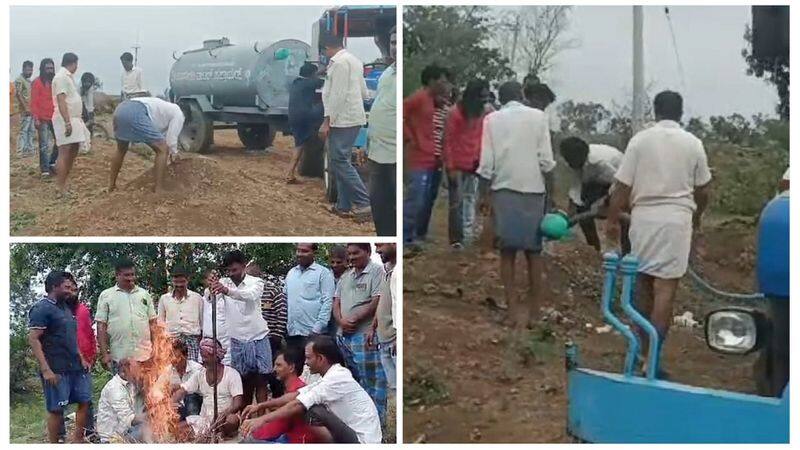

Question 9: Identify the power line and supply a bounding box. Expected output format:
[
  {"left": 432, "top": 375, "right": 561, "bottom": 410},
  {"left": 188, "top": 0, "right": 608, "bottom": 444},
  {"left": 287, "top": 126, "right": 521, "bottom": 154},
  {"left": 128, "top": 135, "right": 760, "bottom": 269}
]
[{"left": 664, "top": 7, "right": 688, "bottom": 93}]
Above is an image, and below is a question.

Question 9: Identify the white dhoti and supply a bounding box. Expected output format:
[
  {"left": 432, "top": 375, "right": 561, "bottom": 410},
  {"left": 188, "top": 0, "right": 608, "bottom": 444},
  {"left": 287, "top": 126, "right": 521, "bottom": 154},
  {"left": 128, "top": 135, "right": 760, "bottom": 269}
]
[
  {"left": 629, "top": 205, "right": 693, "bottom": 279},
  {"left": 52, "top": 115, "right": 90, "bottom": 147}
]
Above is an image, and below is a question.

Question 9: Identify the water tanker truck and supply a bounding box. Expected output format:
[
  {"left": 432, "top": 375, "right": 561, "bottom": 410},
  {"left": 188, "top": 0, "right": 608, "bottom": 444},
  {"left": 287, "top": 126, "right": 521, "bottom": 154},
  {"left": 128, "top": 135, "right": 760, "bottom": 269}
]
[{"left": 169, "top": 38, "right": 311, "bottom": 153}]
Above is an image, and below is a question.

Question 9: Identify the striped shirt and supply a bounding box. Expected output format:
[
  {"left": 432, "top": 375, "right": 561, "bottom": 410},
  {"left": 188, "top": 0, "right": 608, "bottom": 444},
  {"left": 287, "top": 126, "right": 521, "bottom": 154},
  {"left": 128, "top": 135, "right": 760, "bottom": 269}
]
[
  {"left": 261, "top": 274, "right": 288, "bottom": 339},
  {"left": 432, "top": 100, "right": 451, "bottom": 158}
]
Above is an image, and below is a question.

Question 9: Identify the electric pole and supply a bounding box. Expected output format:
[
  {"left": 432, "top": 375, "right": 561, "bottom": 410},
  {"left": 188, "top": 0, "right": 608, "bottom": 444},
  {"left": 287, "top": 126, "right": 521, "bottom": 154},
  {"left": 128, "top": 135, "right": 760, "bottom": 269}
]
[
  {"left": 632, "top": 6, "right": 645, "bottom": 133},
  {"left": 132, "top": 30, "right": 141, "bottom": 66}
]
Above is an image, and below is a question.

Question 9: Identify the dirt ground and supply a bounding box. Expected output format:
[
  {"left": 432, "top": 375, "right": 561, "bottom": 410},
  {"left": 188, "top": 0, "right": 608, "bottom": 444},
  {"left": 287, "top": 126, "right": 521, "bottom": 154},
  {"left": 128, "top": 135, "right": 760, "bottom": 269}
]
[
  {"left": 403, "top": 198, "right": 762, "bottom": 443},
  {"left": 9, "top": 115, "right": 375, "bottom": 236}
]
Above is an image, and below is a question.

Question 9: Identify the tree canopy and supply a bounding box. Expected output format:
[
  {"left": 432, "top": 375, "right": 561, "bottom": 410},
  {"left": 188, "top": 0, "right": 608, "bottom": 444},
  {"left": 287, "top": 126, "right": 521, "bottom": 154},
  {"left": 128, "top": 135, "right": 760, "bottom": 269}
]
[
  {"left": 403, "top": 5, "right": 514, "bottom": 95},
  {"left": 9, "top": 243, "right": 337, "bottom": 326}
]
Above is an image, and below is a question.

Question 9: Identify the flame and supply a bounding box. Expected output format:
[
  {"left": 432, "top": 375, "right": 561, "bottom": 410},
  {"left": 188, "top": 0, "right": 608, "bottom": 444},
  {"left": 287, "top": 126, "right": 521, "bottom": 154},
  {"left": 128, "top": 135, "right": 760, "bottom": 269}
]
[{"left": 140, "top": 324, "right": 180, "bottom": 442}]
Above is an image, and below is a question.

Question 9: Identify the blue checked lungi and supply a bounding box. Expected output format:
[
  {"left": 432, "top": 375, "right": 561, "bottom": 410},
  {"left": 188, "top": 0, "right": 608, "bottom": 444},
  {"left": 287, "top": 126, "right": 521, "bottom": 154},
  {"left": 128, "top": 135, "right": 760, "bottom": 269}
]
[
  {"left": 113, "top": 100, "right": 165, "bottom": 144},
  {"left": 337, "top": 333, "right": 387, "bottom": 426},
  {"left": 178, "top": 334, "right": 201, "bottom": 363},
  {"left": 230, "top": 336, "right": 273, "bottom": 376}
]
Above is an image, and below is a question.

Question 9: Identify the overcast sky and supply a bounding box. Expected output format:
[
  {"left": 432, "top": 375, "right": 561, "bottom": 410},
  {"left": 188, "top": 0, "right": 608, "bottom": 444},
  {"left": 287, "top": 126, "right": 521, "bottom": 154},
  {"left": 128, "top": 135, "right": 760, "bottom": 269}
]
[
  {"left": 497, "top": 5, "right": 778, "bottom": 118},
  {"left": 10, "top": 5, "right": 382, "bottom": 97}
]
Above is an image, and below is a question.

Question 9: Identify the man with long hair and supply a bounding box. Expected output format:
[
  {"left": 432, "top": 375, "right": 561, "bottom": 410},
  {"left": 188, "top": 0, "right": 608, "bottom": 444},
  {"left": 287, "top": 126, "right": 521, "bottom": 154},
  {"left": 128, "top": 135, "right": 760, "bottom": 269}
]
[
  {"left": 30, "top": 58, "right": 58, "bottom": 176},
  {"left": 443, "top": 79, "right": 492, "bottom": 249}
]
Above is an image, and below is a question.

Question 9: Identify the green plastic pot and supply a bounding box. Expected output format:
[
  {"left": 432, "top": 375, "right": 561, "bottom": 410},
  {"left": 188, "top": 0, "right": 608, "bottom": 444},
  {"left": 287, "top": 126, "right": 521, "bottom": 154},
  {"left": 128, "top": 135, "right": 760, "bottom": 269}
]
[{"left": 540, "top": 210, "right": 571, "bottom": 240}]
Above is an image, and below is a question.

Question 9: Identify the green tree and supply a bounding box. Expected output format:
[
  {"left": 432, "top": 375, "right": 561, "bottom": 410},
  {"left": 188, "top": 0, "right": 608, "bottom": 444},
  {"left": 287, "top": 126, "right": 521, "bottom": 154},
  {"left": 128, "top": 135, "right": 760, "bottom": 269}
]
[
  {"left": 403, "top": 5, "right": 514, "bottom": 95},
  {"left": 685, "top": 117, "right": 709, "bottom": 141},
  {"left": 9, "top": 242, "right": 343, "bottom": 396},
  {"left": 557, "top": 100, "right": 611, "bottom": 135}
]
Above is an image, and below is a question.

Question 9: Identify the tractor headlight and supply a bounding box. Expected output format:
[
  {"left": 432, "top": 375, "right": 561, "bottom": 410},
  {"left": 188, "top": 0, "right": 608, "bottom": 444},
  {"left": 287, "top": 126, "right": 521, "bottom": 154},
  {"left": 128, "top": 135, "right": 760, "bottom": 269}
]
[{"left": 704, "top": 308, "right": 767, "bottom": 355}]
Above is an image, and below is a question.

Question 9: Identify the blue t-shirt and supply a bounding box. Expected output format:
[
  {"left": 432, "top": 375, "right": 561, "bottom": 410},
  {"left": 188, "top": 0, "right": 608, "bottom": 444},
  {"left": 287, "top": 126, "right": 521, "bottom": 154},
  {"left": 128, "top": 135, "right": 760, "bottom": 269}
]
[{"left": 28, "top": 297, "right": 82, "bottom": 373}]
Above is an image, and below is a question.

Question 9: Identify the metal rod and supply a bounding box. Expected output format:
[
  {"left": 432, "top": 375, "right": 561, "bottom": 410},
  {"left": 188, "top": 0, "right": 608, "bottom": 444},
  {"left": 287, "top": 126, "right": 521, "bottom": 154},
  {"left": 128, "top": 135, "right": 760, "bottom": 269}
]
[
  {"left": 210, "top": 271, "right": 218, "bottom": 443},
  {"left": 600, "top": 253, "right": 639, "bottom": 376},
  {"left": 632, "top": 5, "right": 645, "bottom": 133},
  {"left": 619, "top": 255, "right": 660, "bottom": 379}
]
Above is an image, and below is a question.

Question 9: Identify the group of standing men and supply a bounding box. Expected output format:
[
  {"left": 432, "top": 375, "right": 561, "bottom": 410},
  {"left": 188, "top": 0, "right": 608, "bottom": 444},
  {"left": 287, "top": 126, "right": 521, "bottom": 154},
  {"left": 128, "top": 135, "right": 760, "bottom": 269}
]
[
  {"left": 288, "top": 28, "right": 398, "bottom": 235},
  {"left": 12, "top": 51, "right": 185, "bottom": 196},
  {"left": 28, "top": 243, "right": 397, "bottom": 443},
  {"left": 405, "top": 67, "right": 711, "bottom": 375}
]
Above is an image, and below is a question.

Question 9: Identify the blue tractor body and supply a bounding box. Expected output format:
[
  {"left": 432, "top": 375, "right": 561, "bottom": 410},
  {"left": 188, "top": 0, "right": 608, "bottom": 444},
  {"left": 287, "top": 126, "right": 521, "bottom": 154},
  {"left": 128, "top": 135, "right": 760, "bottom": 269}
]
[{"left": 566, "top": 192, "right": 789, "bottom": 443}]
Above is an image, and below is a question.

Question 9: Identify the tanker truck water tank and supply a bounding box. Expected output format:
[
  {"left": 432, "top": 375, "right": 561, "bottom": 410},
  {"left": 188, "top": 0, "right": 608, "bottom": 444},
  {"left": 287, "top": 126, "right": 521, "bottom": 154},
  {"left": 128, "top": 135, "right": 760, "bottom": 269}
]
[
  {"left": 756, "top": 192, "right": 789, "bottom": 299},
  {"left": 170, "top": 38, "right": 311, "bottom": 112}
]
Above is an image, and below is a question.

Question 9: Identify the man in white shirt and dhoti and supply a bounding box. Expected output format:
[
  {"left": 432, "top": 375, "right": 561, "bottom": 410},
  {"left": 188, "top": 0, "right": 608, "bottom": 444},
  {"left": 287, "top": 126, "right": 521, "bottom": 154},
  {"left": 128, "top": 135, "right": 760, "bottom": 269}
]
[
  {"left": 608, "top": 90, "right": 712, "bottom": 377},
  {"left": 110, "top": 96, "right": 185, "bottom": 194},
  {"left": 52, "top": 52, "right": 90, "bottom": 197}
]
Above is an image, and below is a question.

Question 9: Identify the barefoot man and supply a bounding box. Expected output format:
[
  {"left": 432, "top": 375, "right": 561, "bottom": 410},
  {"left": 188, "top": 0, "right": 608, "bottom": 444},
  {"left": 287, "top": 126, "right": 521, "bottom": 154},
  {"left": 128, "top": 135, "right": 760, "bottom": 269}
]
[
  {"left": 52, "top": 52, "right": 90, "bottom": 197},
  {"left": 477, "top": 81, "right": 556, "bottom": 330},
  {"left": 607, "top": 90, "right": 711, "bottom": 377},
  {"left": 110, "top": 96, "right": 185, "bottom": 194}
]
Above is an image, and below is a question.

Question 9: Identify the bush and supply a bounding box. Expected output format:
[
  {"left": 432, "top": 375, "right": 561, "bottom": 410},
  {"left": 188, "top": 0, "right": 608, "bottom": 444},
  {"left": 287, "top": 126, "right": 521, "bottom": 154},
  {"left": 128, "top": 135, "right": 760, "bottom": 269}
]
[
  {"left": 707, "top": 143, "right": 788, "bottom": 216},
  {"left": 10, "top": 324, "right": 36, "bottom": 400}
]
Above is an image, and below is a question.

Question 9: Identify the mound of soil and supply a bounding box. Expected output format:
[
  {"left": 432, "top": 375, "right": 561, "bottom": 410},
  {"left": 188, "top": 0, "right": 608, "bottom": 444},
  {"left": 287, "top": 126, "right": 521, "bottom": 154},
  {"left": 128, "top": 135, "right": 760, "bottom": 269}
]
[{"left": 10, "top": 116, "right": 376, "bottom": 236}]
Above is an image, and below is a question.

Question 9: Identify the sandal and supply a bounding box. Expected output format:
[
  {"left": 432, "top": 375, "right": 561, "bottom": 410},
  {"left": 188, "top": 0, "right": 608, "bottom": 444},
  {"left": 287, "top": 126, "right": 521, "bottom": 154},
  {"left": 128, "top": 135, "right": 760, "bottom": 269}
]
[{"left": 329, "top": 206, "right": 352, "bottom": 218}]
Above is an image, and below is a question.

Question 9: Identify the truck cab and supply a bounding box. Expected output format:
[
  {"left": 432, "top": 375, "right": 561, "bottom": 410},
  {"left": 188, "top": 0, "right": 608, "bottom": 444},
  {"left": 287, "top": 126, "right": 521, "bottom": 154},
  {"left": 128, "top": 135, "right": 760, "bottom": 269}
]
[{"left": 306, "top": 5, "right": 396, "bottom": 202}]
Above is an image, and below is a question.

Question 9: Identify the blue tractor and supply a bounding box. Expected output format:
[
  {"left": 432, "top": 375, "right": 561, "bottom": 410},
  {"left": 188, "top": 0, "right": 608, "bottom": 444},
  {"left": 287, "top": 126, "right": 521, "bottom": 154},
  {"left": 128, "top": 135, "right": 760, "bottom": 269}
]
[{"left": 566, "top": 188, "right": 789, "bottom": 443}]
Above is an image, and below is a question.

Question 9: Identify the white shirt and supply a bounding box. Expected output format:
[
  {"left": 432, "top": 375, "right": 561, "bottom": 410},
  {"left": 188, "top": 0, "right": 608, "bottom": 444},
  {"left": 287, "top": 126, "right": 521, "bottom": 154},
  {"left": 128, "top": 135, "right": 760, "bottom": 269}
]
[
  {"left": 296, "top": 364, "right": 382, "bottom": 443},
  {"left": 390, "top": 267, "right": 398, "bottom": 325},
  {"left": 181, "top": 365, "right": 243, "bottom": 419},
  {"left": 51, "top": 67, "right": 83, "bottom": 119},
  {"left": 97, "top": 374, "right": 142, "bottom": 441},
  {"left": 615, "top": 120, "right": 712, "bottom": 213},
  {"left": 322, "top": 49, "right": 368, "bottom": 128},
  {"left": 131, "top": 97, "right": 185, "bottom": 155},
  {"left": 157, "top": 289, "right": 203, "bottom": 336},
  {"left": 477, "top": 101, "right": 556, "bottom": 193},
  {"left": 121, "top": 67, "right": 146, "bottom": 96},
  {"left": 167, "top": 360, "right": 203, "bottom": 386},
  {"left": 568, "top": 144, "right": 624, "bottom": 206},
  {"left": 300, "top": 365, "right": 322, "bottom": 385},
  {"left": 218, "top": 274, "right": 269, "bottom": 341},
  {"left": 202, "top": 288, "right": 230, "bottom": 365}
]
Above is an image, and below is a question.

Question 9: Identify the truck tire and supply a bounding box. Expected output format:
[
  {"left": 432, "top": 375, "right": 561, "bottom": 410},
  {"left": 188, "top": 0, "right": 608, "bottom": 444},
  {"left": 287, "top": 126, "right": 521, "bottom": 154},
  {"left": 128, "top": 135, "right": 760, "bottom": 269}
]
[
  {"left": 298, "top": 134, "right": 325, "bottom": 178},
  {"left": 178, "top": 100, "right": 213, "bottom": 153},
  {"left": 323, "top": 141, "right": 338, "bottom": 203},
  {"left": 237, "top": 124, "right": 275, "bottom": 150}
]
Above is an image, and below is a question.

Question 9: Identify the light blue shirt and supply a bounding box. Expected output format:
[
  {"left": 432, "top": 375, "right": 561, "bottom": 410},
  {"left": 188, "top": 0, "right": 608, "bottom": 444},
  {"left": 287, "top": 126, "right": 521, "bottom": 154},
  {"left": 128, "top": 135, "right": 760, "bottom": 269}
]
[
  {"left": 284, "top": 262, "right": 336, "bottom": 336},
  {"left": 367, "top": 64, "right": 396, "bottom": 164}
]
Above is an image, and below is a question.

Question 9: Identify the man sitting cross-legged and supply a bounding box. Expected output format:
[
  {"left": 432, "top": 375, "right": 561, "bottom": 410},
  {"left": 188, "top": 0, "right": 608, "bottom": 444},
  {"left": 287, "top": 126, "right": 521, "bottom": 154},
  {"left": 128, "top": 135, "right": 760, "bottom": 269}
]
[
  {"left": 239, "top": 335, "right": 382, "bottom": 443},
  {"left": 238, "top": 346, "right": 320, "bottom": 443},
  {"left": 171, "top": 338, "right": 243, "bottom": 441}
]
